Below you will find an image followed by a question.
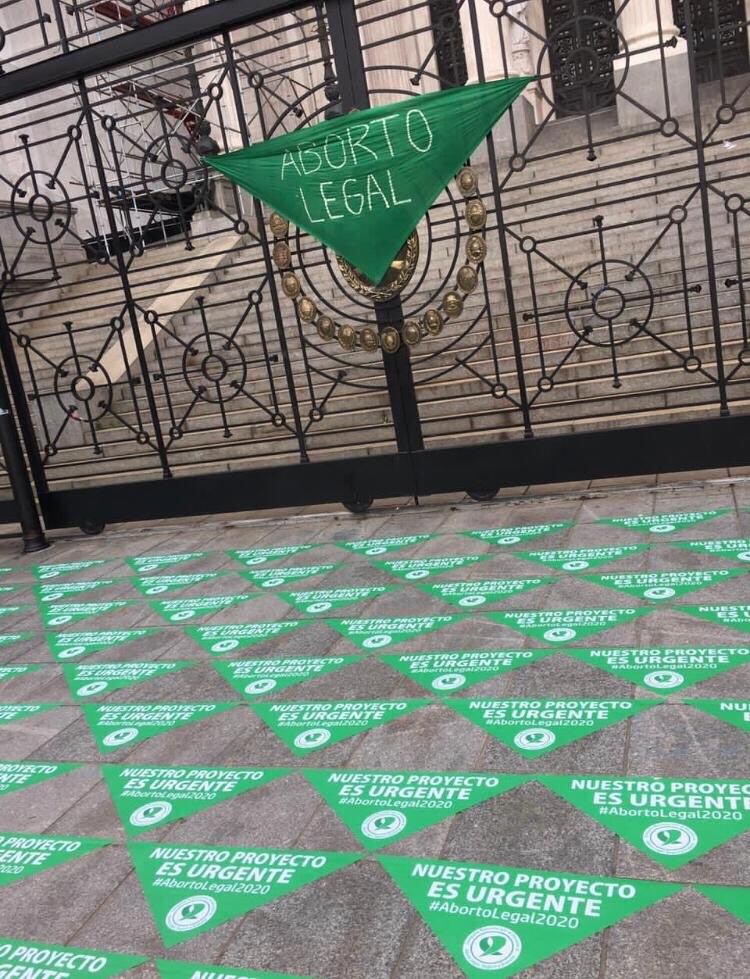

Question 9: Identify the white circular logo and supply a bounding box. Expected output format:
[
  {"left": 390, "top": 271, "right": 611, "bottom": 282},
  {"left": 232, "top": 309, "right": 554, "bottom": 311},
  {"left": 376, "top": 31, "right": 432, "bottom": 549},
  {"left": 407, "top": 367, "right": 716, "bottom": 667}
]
[
  {"left": 139, "top": 564, "right": 158, "bottom": 573},
  {"left": 39, "top": 571, "right": 60, "bottom": 579},
  {"left": 58, "top": 645, "right": 88, "bottom": 659},
  {"left": 642, "top": 822, "right": 698, "bottom": 856},
  {"left": 245, "top": 556, "right": 267, "bottom": 565},
  {"left": 431, "top": 672, "right": 467, "bottom": 691},
  {"left": 365, "top": 546, "right": 387, "bottom": 555},
  {"left": 48, "top": 615, "right": 73, "bottom": 626},
  {"left": 130, "top": 801, "right": 173, "bottom": 828},
  {"left": 513, "top": 728, "right": 556, "bottom": 751},
  {"left": 561, "top": 560, "right": 589, "bottom": 571},
  {"left": 44, "top": 593, "right": 63, "bottom": 602},
  {"left": 145, "top": 585, "right": 168, "bottom": 595},
  {"left": 737, "top": 551, "right": 750, "bottom": 562},
  {"left": 76, "top": 681, "right": 109, "bottom": 697},
  {"left": 102, "top": 727, "right": 139, "bottom": 747},
  {"left": 643, "top": 586, "right": 676, "bottom": 600},
  {"left": 649, "top": 523, "right": 676, "bottom": 533},
  {"left": 165, "top": 896, "right": 217, "bottom": 932},
  {"left": 458, "top": 595, "right": 486, "bottom": 607},
  {"left": 497, "top": 535, "right": 520, "bottom": 545},
  {"left": 463, "top": 926, "right": 522, "bottom": 971},
  {"left": 211, "top": 639, "right": 239, "bottom": 653},
  {"left": 542, "top": 626, "right": 577, "bottom": 642},
  {"left": 644, "top": 670, "right": 684, "bottom": 689},
  {"left": 169, "top": 610, "right": 195, "bottom": 621},
  {"left": 363, "top": 634, "right": 392, "bottom": 649},
  {"left": 261, "top": 578, "right": 285, "bottom": 588},
  {"left": 243, "top": 678, "right": 277, "bottom": 695},
  {"left": 294, "top": 727, "right": 331, "bottom": 749},
  {"left": 405, "top": 569, "right": 429, "bottom": 580},
  {"left": 360, "top": 810, "right": 407, "bottom": 840},
  {"left": 306, "top": 601, "right": 332, "bottom": 613}
]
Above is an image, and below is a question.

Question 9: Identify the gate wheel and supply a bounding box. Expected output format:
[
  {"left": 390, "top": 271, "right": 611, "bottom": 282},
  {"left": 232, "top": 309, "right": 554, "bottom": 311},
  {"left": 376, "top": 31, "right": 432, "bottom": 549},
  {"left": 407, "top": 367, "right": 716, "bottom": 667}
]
[
  {"left": 467, "top": 488, "right": 499, "bottom": 502},
  {"left": 343, "top": 496, "right": 374, "bottom": 514},
  {"left": 80, "top": 519, "right": 106, "bottom": 536}
]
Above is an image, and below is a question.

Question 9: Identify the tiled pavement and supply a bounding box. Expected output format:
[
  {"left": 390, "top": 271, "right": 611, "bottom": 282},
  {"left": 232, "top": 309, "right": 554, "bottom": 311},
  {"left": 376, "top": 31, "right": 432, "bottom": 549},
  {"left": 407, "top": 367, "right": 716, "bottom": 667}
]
[{"left": 0, "top": 473, "right": 748, "bottom": 978}]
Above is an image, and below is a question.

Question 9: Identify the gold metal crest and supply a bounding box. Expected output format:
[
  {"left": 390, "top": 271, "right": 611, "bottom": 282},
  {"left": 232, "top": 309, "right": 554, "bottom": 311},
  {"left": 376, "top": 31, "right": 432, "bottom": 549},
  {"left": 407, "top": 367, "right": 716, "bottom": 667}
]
[{"left": 337, "top": 230, "right": 419, "bottom": 302}]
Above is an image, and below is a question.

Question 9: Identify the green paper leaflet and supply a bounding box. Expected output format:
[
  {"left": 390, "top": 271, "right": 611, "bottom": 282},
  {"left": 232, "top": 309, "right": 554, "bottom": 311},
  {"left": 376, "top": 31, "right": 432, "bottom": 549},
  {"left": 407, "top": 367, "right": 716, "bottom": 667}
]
[
  {"left": 83, "top": 702, "right": 238, "bottom": 753},
  {"left": 463, "top": 522, "right": 573, "bottom": 546},
  {"left": 0, "top": 940, "right": 145, "bottom": 979},
  {"left": 384, "top": 649, "right": 554, "bottom": 694},
  {"left": 34, "top": 580, "right": 118, "bottom": 603},
  {"left": 488, "top": 607, "right": 652, "bottom": 644},
  {"left": 0, "top": 761, "right": 80, "bottom": 797},
  {"left": 240, "top": 564, "right": 339, "bottom": 588},
  {"left": 149, "top": 595, "right": 257, "bottom": 622},
  {"left": 156, "top": 958, "right": 312, "bottom": 979},
  {"left": 580, "top": 569, "right": 745, "bottom": 602},
  {"left": 41, "top": 602, "right": 137, "bottom": 628},
  {"left": 214, "top": 656, "right": 361, "bottom": 699},
  {"left": 514, "top": 545, "right": 648, "bottom": 572},
  {"left": 598, "top": 510, "right": 730, "bottom": 534},
  {"left": 370, "top": 555, "right": 491, "bottom": 581},
  {"left": 187, "top": 621, "right": 307, "bottom": 654},
  {"left": 379, "top": 854, "right": 681, "bottom": 978},
  {"left": 672, "top": 538, "right": 750, "bottom": 563},
  {"left": 129, "top": 841, "right": 359, "bottom": 946},
  {"left": 252, "top": 698, "right": 431, "bottom": 755},
  {"left": 419, "top": 577, "right": 554, "bottom": 609},
  {"left": 336, "top": 535, "right": 434, "bottom": 555},
  {"left": 0, "top": 586, "right": 21, "bottom": 596},
  {"left": 0, "top": 607, "right": 32, "bottom": 620},
  {"left": 678, "top": 604, "right": 750, "bottom": 634},
  {"left": 0, "top": 664, "right": 44, "bottom": 684},
  {"left": 693, "top": 884, "right": 750, "bottom": 924},
  {"left": 564, "top": 646, "right": 750, "bottom": 692},
  {"left": 278, "top": 586, "right": 396, "bottom": 614},
  {"left": 33, "top": 560, "right": 111, "bottom": 580},
  {"left": 0, "top": 833, "right": 109, "bottom": 886},
  {"left": 46, "top": 628, "right": 161, "bottom": 662},
  {"left": 305, "top": 769, "right": 527, "bottom": 850},
  {"left": 539, "top": 774, "right": 750, "bottom": 868},
  {"left": 228, "top": 545, "right": 316, "bottom": 566},
  {"left": 0, "top": 569, "right": 11, "bottom": 576},
  {"left": 127, "top": 553, "right": 208, "bottom": 573},
  {"left": 102, "top": 764, "right": 290, "bottom": 835},
  {"left": 327, "top": 615, "right": 460, "bottom": 650},
  {"left": 131, "top": 573, "right": 223, "bottom": 596},
  {"left": 63, "top": 661, "right": 195, "bottom": 700},
  {"left": 0, "top": 633, "right": 34, "bottom": 649},
  {"left": 684, "top": 699, "right": 750, "bottom": 734},
  {"left": 446, "top": 699, "right": 659, "bottom": 757},
  {"left": 0, "top": 704, "right": 60, "bottom": 725}
]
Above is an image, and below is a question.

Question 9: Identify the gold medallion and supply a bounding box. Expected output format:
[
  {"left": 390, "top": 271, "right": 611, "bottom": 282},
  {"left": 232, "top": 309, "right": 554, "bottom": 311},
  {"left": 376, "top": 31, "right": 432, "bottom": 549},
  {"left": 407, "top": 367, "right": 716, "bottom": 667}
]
[
  {"left": 272, "top": 241, "right": 291, "bottom": 269},
  {"left": 457, "top": 265, "right": 478, "bottom": 293},
  {"left": 402, "top": 320, "right": 422, "bottom": 346},
  {"left": 466, "top": 198, "right": 487, "bottom": 230},
  {"left": 317, "top": 315, "right": 336, "bottom": 341},
  {"left": 359, "top": 326, "right": 379, "bottom": 352},
  {"left": 380, "top": 327, "right": 401, "bottom": 354},
  {"left": 281, "top": 272, "right": 301, "bottom": 299},
  {"left": 466, "top": 234, "right": 487, "bottom": 263},
  {"left": 297, "top": 297, "right": 317, "bottom": 322},
  {"left": 269, "top": 212, "right": 289, "bottom": 238},
  {"left": 456, "top": 167, "right": 477, "bottom": 196},
  {"left": 338, "top": 324, "right": 357, "bottom": 350},
  {"left": 442, "top": 291, "right": 463, "bottom": 317},
  {"left": 423, "top": 308, "right": 443, "bottom": 335},
  {"left": 337, "top": 230, "right": 419, "bottom": 301}
]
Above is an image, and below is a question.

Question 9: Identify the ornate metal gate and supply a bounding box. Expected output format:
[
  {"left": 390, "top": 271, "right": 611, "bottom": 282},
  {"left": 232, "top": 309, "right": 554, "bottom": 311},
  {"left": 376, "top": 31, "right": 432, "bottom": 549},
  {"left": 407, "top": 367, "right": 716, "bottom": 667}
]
[{"left": 0, "top": 0, "right": 747, "bottom": 530}]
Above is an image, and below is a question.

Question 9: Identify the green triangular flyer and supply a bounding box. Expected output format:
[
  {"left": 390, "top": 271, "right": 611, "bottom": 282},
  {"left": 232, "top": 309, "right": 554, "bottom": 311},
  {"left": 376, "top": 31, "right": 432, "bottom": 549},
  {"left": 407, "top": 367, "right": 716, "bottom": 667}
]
[
  {"left": 581, "top": 569, "right": 745, "bottom": 602},
  {"left": 598, "top": 510, "right": 730, "bottom": 534},
  {"left": 305, "top": 768, "right": 527, "bottom": 850},
  {"left": 187, "top": 620, "right": 308, "bottom": 654},
  {"left": 678, "top": 604, "right": 750, "bottom": 635},
  {"left": 694, "top": 884, "right": 750, "bottom": 924},
  {"left": 0, "top": 585, "right": 21, "bottom": 596},
  {"left": 0, "top": 940, "right": 145, "bottom": 979},
  {"left": 278, "top": 586, "right": 396, "bottom": 615},
  {"left": 127, "top": 552, "right": 208, "bottom": 573},
  {"left": 0, "top": 568, "right": 12, "bottom": 576},
  {"left": 34, "top": 580, "right": 118, "bottom": 603},
  {"left": 488, "top": 607, "right": 652, "bottom": 645},
  {"left": 419, "top": 577, "right": 555, "bottom": 609},
  {"left": 0, "top": 760, "right": 81, "bottom": 797},
  {"left": 463, "top": 522, "right": 573, "bottom": 546},
  {"left": 328, "top": 615, "right": 460, "bottom": 650},
  {"left": 384, "top": 649, "right": 554, "bottom": 694},
  {"left": 82, "top": 702, "right": 238, "bottom": 753},
  {"left": 102, "top": 764, "right": 290, "bottom": 835},
  {"left": 131, "top": 573, "right": 223, "bottom": 596},
  {"left": 157, "top": 958, "right": 312, "bottom": 979},
  {"left": 563, "top": 646, "right": 750, "bottom": 693},
  {"left": 0, "top": 606, "right": 33, "bottom": 620},
  {"left": 379, "top": 854, "right": 681, "bottom": 978},
  {"left": 0, "top": 633, "right": 34, "bottom": 649},
  {"left": 672, "top": 538, "right": 750, "bottom": 564},
  {"left": 228, "top": 545, "right": 316, "bottom": 566},
  {"left": 41, "top": 602, "right": 138, "bottom": 628},
  {"left": 370, "top": 555, "right": 492, "bottom": 581},
  {"left": 684, "top": 699, "right": 750, "bottom": 734},
  {"left": 252, "top": 698, "right": 431, "bottom": 755},
  {"left": 515, "top": 545, "right": 648, "bottom": 572},
  {"left": 63, "top": 661, "right": 195, "bottom": 700},
  {"left": 240, "top": 564, "right": 339, "bottom": 589},
  {"left": 336, "top": 535, "right": 433, "bottom": 556},
  {"left": 0, "top": 664, "right": 44, "bottom": 684},
  {"left": 446, "top": 698, "right": 659, "bottom": 756},
  {"left": 214, "top": 656, "right": 361, "bottom": 699},
  {"left": 149, "top": 595, "right": 257, "bottom": 622},
  {"left": 46, "top": 628, "right": 162, "bottom": 662},
  {"left": 129, "top": 841, "right": 359, "bottom": 946},
  {"left": 540, "top": 774, "right": 750, "bottom": 868},
  {"left": 33, "top": 559, "right": 111, "bottom": 580},
  {"left": 0, "top": 703, "right": 60, "bottom": 725},
  {"left": 0, "top": 833, "right": 109, "bottom": 886}
]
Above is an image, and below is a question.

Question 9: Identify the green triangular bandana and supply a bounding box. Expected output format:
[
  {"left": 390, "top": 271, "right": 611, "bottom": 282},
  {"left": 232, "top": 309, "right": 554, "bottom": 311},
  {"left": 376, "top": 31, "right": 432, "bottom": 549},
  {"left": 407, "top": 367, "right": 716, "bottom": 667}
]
[
  {"left": 252, "top": 699, "right": 431, "bottom": 755},
  {"left": 678, "top": 604, "right": 750, "bottom": 635},
  {"left": 33, "top": 559, "right": 111, "bottom": 580},
  {"left": 214, "top": 656, "right": 361, "bottom": 699},
  {"left": 41, "top": 602, "right": 137, "bottom": 628},
  {"left": 129, "top": 841, "right": 359, "bottom": 946},
  {"left": 336, "top": 535, "right": 434, "bottom": 555},
  {"left": 34, "top": 580, "right": 117, "bottom": 603},
  {"left": 0, "top": 940, "right": 145, "bottom": 979},
  {"left": 228, "top": 545, "right": 316, "bottom": 566},
  {"left": 305, "top": 769, "right": 527, "bottom": 850},
  {"left": 563, "top": 647, "right": 750, "bottom": 693},
  {"left": 187, "top": 621, "right": 308, "bottom": 654},
  {"left": 463, "top": 522, "right": 573, "bottom": 546},
  {"left": 446, "top": 699, "right": 659, "bottom": 756},
  {"left": 370, "top": 555, "right": 491, "bottom": 581},
  {"left": 328, "top": 615, "right": 460, "bottom": 650},
  {"left": 0, "top": 607, "right": 31, "bottom": 621},
  {"left": 240, "top": 564, "right": 339, "bottom": 589},
  {"left": 131, "top": 573, "right": 223, "bottom": 595},
  {"left": 0, "top": 663, "right": 44, "bottom": 684},
  {"left": 671, "top": 538, "right": 750, "bottom": 564},
  {"left": 487, "top": 608, "right": 652, "bottom": 644},
  {"left": 0, "top": 633, "right": 34, "bottom": 649},
  {"left": 278, "top": 586, "right": 396, "bottom": 614},
  {"left": 63, "top": 661, "right": 195, "bottom": 700},
  {"left": 127, "top": 552, "right": 208, "bottom": 573},
  {"left": 684, "top": 699, "right": 749, "bottom": 735},
  {"left": 0, "top": 703, "right": 60, "bottom": 725},
  {"left": 46, "top": 628, "right": 162, "bottom": 662},
  {"left": 82, "top": 702, "right": 238, "bottom": 753},
  {"left": 419, "top": 577, "right": 554, "bottom": 609},
  {"left": 0, "top": 760, "right": 80, "bottom": 797},
  {"left": 694, "top": 884, "right": 750, "bottom": 924},
  {"left": 156, "top": 958, "right": 312, "bottom": 979},
  {"left": 206, "top": 77, "right": 532, "bottom": 284},
  {"left": 514, "top": 545, "right": 648, "bottom": 572},
  {"left": 379, "top": 855, "right": 681, "bottom": 978},
  {"left": 539, "top": 774, "right": 750, "bottom": 868},
  {"left": 581, "top": 568, "right": 745, "bottom": 602},
  {"left": 149, "top": 595, "right": 257, "bottom": 622},
  {"left": 102, "top": 764, "right": 290, "bottom": 835},
  {"left": 0, "top": 833, "right": 109, "bottom": 886},
  {"left": 385, "top": 649, "right": 554, "bottom": 694},
  {"left": 598, "top": 510, "right": 730, "bottom": 534}
]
